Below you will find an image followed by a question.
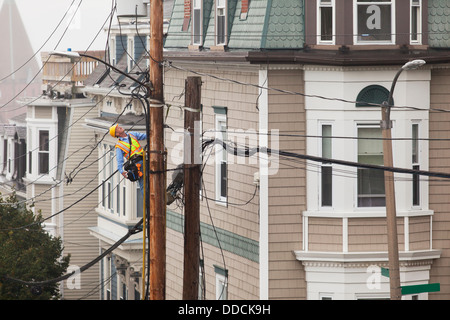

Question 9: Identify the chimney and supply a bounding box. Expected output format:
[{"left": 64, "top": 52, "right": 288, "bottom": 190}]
[
  {"left": 241, "top": 0, "right": 249, "bottom": 19},
  {"left": 182, "top": 0, "right": 191, "bottom": 31}
]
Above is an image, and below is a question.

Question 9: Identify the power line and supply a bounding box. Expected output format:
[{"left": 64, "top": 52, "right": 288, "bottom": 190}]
[
  {"left": 0, "top": 0, "right": 78, "bottom": 83},
  {"left": 205, "top": 138, "right": 450, "bottom": 180},
  {"left": 203, "top": 129, "right": 450, "bottom": 142},
  {"left": 1, "top": 0, "right": 114, "bottom": 113},
  {"left": 2, "top": 218, "right": 142, "bottom": 288},
  {"left": 165, "top": 61, "right": 450, "bottom": 114}
]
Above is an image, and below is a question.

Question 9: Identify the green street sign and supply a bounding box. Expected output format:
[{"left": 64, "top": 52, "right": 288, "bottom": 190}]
[
  {"left": 401, "top": 283, "right": 440, "bottom": 296},
  {"left": 380, "top": 267, "right": 440, "bottom": 295}
]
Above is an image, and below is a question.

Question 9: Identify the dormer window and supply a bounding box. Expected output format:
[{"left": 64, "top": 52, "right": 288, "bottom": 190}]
[
  {"left": 318, "top": 0, "right": 335, "bottom": 44},
  {"left": 192, "top": 0, "right": 202, "bottom": 45},
  {"left": 216, "top": 0, "right": 227, "bottom": 45},
  {"left": 127, "top": 37, "right": 135, "bottom": 70},
  {"left": 411, "top": 0, "right": 422, "bottom": 44},
  {"left": 354, "top": 0, "right": 394, "bottom": 44}
]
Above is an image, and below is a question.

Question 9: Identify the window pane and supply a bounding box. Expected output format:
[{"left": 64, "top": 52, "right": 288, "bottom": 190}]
[
  {"left": 411, "top": 6, "right": 419, "bottom": 41},
  {"left": 217, "top": 15, "right": 226, "bottom": 44},
  {"left": 123, "top": 186, "right": 126, "bottom": 215},
  {"left": 28, "top": 151, "right": 32, "bottom": 174},
  {"left": 322, "top": 125, "right": 332, "bottom": 159},
  {"left": 39, "top": 131, "right": 49, "bottom": 151},
  {"left": 413, "top": 165, "right": 420, "bottom": 206},
  {"left": 321, "top": 166, "right": 332, "bottom": 206},
  {"left": 108, "top": 182, "right": 112, "bottom": 210},
  {"left": 38, "top": 153, "right": 49, "bottom": 174},
  {"left": 321, "top": 7, "right": 333, "bottom": 41},
  {"left": 102, "top": 182, "right": 106, "bottom": 207},
  {"left": 357, "top": 4, "right": 392, "bottom": 42},
  {"left": 117, "top": 181, "right": 121, "bottom": 215},
  {"left": 136, "top": 184, "right": 143, "bottom": 218},
  {"left": 412, "top": 124, "right": 419, "bottom": 164},
  {"left": 193, "top": 9, "right": 201, "bottom": 44},
  {"left": 220, "top": 161, "right": 227, "bottom": 198},
  {"left": 357, "top": 127, "right": 385, "bottom": 207}
]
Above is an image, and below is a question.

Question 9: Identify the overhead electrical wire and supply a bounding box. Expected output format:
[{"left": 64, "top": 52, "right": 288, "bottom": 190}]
[
  {"left": 0, "top": 0, "right": 78, "bottom": 83},
  {"left": 204, "top": 138, "right": 450, "bottom": 180},
  {"left": 0, "top": 0, "right": 84, "bottom": 113},
  {"left": 7, "top": 4, "right": 450, "bottom": 298},
  {"left": 2, "top": 217, "right": 143, "bottom": 289},
  {"left": 165, "top": 61, "right": 450, "bottom": 114}
]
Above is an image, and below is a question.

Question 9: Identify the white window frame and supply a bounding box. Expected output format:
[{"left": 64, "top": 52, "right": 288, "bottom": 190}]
[
  {"left": 320, "top": 123, "right": 333, "bottom": 208},
  {"left": 356, "top": 124, "right": 385, "bottom": 208},
  {"left": 411, "top": 121, "right": 421, "bottom": 208},
  {"left": 105, "top": 255, "right": 112, "bottom": 300},
  {"left": 192, "top": 0, "right": 203, "bottom": 45},
  {"left": 215, "top": 272, "right": 228, "bottom": 300},
  {"left": 7, "top": 138, "right": 13, "bottom": 177},
  {"left": 110, "top": 37, "right": 116, "bottom": 65},
  {"left": 127, "top": 36, "right": 135, "bottom": 71},
  {"left": 215, "top": 113, "right": 227, "bottom": 205},
  {"left": 353, "top": 0, "right": 395, "bottom": 45},
  {"left": 410, "top": 0, "right": 422, "bottom": 44},
  {"left": 317, "top": 0, "right": 335, "bottom": 45},
  {"left": 1, "top": 136, "right": 6, "bottom": 174},
  {"left": 26, "top": 120, "right": 57, "bottom": 183},
  {"left": 216, "top": 0, "right": 227, "bottom": 45},
  {"left": 38, "top": 130, "right": 50, "bottom": 175}
]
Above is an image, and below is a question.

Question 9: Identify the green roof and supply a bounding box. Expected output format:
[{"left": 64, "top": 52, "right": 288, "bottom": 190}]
[{"left": 164, "top": 0, "right": 304, "bottom": 50}]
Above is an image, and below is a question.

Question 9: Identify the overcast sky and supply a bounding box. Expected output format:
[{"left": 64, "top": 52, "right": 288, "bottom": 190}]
[{"left": 1, "top": 0, "right": 115, "bottom": 59}]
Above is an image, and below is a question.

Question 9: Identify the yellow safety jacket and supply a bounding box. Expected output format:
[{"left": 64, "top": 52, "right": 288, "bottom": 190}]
[{"left": 115, "top": 134, "right": 144, "bottom": 160}]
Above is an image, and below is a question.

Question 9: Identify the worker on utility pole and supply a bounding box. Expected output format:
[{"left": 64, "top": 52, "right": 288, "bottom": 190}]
[{"left": 109, "top": 124, "right": 146, "bottom": 194}]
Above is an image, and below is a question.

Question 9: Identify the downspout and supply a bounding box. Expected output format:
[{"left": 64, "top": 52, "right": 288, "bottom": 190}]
[{"left": 258, "top": 67, "right": 269, "bottom": 300}]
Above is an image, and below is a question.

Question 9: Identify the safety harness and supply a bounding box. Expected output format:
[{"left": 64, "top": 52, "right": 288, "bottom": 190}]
[{"left": 115, "top": 134, "right": 144, "bottom": 182}]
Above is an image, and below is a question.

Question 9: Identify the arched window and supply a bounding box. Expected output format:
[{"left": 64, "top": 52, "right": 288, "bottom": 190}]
[{"left": 356, "top": 85, "right": 392, "bottom": 107}]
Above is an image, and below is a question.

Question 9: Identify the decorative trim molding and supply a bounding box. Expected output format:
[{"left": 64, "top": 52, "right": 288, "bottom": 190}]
[{"left": 294, "top": 250, "right": 442, "bottom": 267}]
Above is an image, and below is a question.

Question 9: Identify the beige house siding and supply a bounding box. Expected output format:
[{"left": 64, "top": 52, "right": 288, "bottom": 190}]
[
  {"left": 429, "top": 68, "right": 450, "bottom": 299},
  {"left": 58, "top": 105, "right": 100, "bottom": 300},
  {"left": 267, "top": 68, "right": 306, "bottom": 299},
  {"left": 34, "top": 106, "right": 52, "bottom": 119},
  {"left": 164, "top": 64, "right": 260, "bottom": 299},
  {"left": 29, "top": 183, "right": 53, "bottom": 218},
  {"left": 29, "top": 104, "right": 100, "bottom": 300},
  {"left": 308, "top": 218, "right": 342, "bottom": 252},
  {"left": 348, "top": 218, "right": 404, "bottom": 252},
  {"left": 409, "top": 216, "right": 431, "bottom": 251}
]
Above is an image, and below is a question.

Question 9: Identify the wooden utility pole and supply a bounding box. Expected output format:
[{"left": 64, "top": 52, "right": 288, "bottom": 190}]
[
  {"left": 148, "top": 0, "right": 166, "bottom": 300},
  {"left": 182, "top": 77, "right": 202, "bottom": 299},
  {"left": 381, "top": 60, "right": 425, "bottom": 300},
  {"left": 381, "top": 104, "right": 401, "bottom": 300}
]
